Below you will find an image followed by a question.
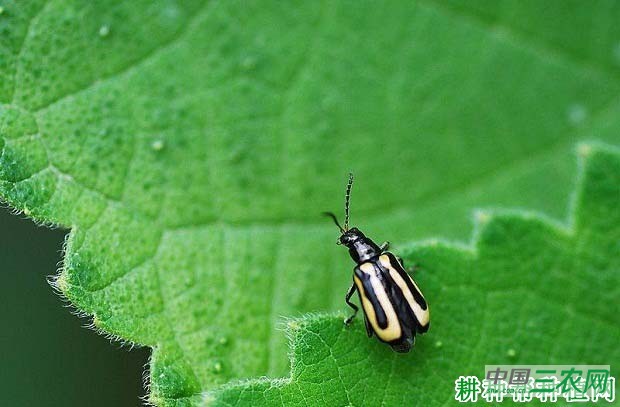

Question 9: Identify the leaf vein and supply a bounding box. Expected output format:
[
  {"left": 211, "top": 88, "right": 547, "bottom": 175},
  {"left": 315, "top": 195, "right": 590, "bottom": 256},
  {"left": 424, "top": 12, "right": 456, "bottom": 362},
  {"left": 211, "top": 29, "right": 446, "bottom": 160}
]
[
  {"left": 30, "top": 0, "right": 214, "bottom": 113},
  {"left": 10, "top": 0, "right": 51, "bottom": 103},
  {"left": 422, "top": 0, "right": 620, "bottom": 83}
]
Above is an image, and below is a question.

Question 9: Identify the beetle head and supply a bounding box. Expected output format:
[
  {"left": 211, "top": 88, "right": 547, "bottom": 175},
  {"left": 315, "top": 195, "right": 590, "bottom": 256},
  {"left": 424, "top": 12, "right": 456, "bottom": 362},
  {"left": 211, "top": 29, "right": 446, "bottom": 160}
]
[{"left": 337, "top": 227, "right": 364, "bottom": 246}]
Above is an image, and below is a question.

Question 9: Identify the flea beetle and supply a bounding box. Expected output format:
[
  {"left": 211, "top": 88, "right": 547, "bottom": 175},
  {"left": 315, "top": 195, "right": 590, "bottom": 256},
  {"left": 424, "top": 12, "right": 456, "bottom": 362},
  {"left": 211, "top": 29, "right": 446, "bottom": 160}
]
[{"left": 324, "top": 174, "right": 429, "bottom": 353}]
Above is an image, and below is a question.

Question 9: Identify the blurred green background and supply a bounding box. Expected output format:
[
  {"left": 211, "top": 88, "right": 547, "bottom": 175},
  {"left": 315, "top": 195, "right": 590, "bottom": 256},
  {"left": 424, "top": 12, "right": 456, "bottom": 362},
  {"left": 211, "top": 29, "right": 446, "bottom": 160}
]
[{"left": 0, "top": 206, "right": 147, "bottom": 406}]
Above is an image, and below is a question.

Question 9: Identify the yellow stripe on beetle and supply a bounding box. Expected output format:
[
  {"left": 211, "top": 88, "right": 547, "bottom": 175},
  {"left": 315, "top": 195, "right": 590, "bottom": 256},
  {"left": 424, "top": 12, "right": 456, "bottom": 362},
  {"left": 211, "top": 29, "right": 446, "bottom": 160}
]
[
  {"left": 379, "top": 255, "right": 430, "bottom": 327},
  {"left": 357, "top": 263, "right": 402, "bottom": 342}
]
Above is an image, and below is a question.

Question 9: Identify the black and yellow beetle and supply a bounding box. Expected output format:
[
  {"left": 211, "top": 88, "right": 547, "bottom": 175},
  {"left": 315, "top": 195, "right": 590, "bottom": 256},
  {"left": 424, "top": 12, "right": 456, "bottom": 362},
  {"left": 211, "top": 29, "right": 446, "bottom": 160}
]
[{"left": 324, "top": 174, "right": 429, "bottom": 353}]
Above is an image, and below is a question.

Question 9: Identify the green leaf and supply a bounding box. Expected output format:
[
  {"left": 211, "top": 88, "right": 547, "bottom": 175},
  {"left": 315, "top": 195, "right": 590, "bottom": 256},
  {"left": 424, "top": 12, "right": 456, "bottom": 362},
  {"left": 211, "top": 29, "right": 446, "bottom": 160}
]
[
  {"left": 1, "top": 1, "right": 620, "bottom": 405},
  {"left": 205, "top": 144, "right": 620, "bottom": 406}
]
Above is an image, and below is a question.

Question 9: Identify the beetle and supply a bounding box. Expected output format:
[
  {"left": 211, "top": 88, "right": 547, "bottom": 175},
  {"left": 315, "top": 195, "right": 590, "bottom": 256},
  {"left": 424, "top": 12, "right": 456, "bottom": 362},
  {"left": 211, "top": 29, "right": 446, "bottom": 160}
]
[{"left": 324, "top": 173, "right": 429, "bottom": 353}]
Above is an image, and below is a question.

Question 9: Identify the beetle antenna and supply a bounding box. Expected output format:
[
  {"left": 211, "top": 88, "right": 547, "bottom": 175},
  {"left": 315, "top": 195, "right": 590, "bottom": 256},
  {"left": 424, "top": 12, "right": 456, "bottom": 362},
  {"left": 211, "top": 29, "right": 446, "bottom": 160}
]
[
  {"left": 322, "top": 212, "right": 344, "bottom": 233},
  {"left": 344, "top": 173, "right": 354, "bottom": 231}
]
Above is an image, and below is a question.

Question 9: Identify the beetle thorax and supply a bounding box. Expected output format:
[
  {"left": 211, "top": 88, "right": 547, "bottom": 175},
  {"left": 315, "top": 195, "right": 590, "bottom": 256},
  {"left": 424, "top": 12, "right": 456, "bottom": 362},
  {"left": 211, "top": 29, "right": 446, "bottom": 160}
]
[
  {"left": 348, "top": 239, "right": 381, "bottom": 263},
  {"left": 339, "top": 228, "right": 381, "bottom": 263}
]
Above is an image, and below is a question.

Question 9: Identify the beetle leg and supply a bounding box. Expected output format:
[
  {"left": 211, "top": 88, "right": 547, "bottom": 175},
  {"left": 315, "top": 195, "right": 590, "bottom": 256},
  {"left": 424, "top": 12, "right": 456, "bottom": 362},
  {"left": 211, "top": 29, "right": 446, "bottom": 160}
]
[
  {"left": 363, "top": 314, "right": 373, "bottom": 337},
  {"left": 379, "top": 241, "right": 390, "bottom": 252},
  {"left": 344, "top": 284, "right": 358, "bottom": 326}
]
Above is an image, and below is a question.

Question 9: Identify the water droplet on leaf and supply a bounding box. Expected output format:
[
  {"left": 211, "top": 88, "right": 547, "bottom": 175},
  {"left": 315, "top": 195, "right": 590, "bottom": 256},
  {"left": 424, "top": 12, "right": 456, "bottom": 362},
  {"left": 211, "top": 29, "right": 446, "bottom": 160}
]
[
  {"left": 567, "top": 104, "right": 587, "bottom": 125},
  {"left": 98, "top": 25, "right": 110, "bottom": 37},
  {"left": 241, "top": 56, "right": 257, "bottom": 71},
  {"left": 151, "top": 140, "right": 165, "bottom": 151}
]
